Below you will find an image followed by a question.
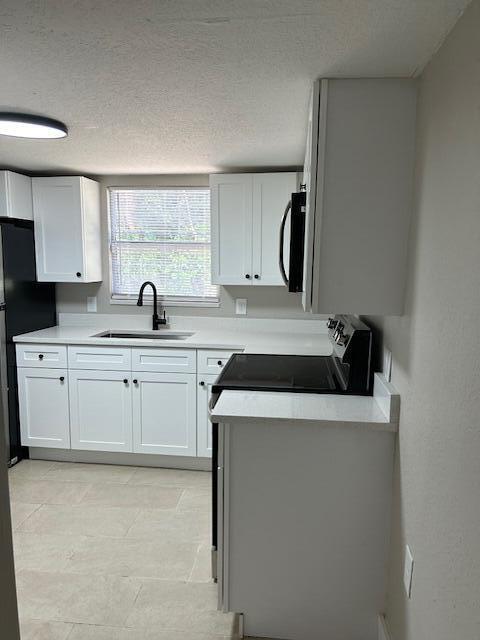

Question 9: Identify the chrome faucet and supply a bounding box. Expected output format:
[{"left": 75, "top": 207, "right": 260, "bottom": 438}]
[{"left": 136, "top": 281, "right": 166, "bottom": 330}]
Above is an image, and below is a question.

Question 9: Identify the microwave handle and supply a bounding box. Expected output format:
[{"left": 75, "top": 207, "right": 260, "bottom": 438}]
[{"left": 279, "top": 200, "right": 291, "bottom": 286}]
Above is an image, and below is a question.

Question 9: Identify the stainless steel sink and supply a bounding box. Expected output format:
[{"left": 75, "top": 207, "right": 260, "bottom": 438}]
[{"left": 93, "top": 331, "right": 194, "bottom": 341}]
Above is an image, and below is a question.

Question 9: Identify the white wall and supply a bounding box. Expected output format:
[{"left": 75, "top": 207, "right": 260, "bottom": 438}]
[
  {"left": 366, "top": 2, "right": 480, "bottom": 638},
  {"left": 55, "top": 174, "right": 315, "bottom": 320}
]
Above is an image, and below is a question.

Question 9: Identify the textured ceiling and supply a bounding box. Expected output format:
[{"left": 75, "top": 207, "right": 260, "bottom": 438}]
[{"left": 0, "top": 0, "right": 470, "bottom": 175}]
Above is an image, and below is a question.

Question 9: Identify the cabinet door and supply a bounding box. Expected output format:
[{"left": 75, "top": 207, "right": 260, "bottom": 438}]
[
  {"left": 252, "top": 173, "right": 298, "bottom": 285},
  {"left": 69, "top": 370, "right": 133, "bottom": 452},
  {"left": 132, "top": 372, "right": 196, "bottom": 456},
  {"left": 210, "top": 174, "right": 253, "bottom": 285},
  {"left": 197, "top": 374, "right": 217, "bottom": 458},
  {"left": 33, "top": 177, "right": 85, "bottom": 282},
  {"left": 17, "top": 368, "right": 70, "bottom": 448},
  {"left": 0, "top": 171, "right": 33, "bottom": 221}
]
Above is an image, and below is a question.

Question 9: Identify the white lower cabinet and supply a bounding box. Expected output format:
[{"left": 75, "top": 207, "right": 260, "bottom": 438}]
[
  {"left": 68, "top": 370, "right": 133, "bottom": 452},
  {"left": 197, "top": 374, "right": 217, "bottom": 458},
  {"left": 132, "top": 372, "right": 196, "bottom": 456},
  {"left": 17, "top": 344, "right": 240, "bottom": 459},
  {"left": 17, "top": 368, "right": 70, "bottom": 449}
]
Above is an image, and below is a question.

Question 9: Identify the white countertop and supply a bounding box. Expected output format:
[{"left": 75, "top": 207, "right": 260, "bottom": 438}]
[
  {"left": 210, "top": 373, "right": 399, "bottom": 432},
  {"left": 13, "top": 315, "right": 399, "bottom": 431},
  {"left": 13, "top": 324, "right": 332, "bottom": 356}
]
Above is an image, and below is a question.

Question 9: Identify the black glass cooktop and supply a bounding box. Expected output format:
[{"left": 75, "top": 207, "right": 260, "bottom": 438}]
[{"left": 212, "top": 353, "right": 345, "bottom": 394}]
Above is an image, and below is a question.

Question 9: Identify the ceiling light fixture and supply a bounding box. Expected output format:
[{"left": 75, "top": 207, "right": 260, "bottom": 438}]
[{"left": 0, "top": 113, "right": 68, "bottom": 139}]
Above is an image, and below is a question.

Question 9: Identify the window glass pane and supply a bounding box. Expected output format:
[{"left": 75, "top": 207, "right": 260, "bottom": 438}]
[
  {"left": 109, "top": 188, "right": 218, "bottom": 301},
  {"left": 111, "top": 243, "right": 217, "bottom": 298}
]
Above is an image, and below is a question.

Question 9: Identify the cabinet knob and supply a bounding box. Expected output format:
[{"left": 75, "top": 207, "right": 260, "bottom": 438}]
[
  {"left": 245, "top": 274, "right": 251, "bottom": 279},
  {"left": 123, "top": 379, "right": 128, "bottom": 384},
  {"left": 254, "top": 274, "right": 259, "bottom": 279},
  {"left": 59, "top": 376, "right": 64, "bottom": 382},
  {"left": 133, "top": 379, "right": 138, "bottom": 384},
  {"left": 217, "top": 360, "right": 222, "bottom": 366},
  {"left": 199, "top": 381, "right": 205, "bottom": 386},
  {"left": 76, "top": 272, "right": 81, "bottom": 278},
  {"left": 38, "top": 354, "right": 44, "bottom": 360}
]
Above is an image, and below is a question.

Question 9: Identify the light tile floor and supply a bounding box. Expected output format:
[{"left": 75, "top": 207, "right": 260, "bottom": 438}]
[{"left": 8, "top": 460, "right": 242, "bottom": 640}]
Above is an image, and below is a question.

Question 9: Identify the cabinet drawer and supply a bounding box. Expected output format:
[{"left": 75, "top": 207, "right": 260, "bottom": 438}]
[
  {"left": 16, "top": 344, "right": 67, "bottom": 368},
  {"left": 197, "top": 350, "right": 240, "bottom": 375},
  {"left": 132, "top": 348, "right": 196, "bottom": 374},
  {"left": 68, "top": 346, "right": 132, "bottom": 371}
]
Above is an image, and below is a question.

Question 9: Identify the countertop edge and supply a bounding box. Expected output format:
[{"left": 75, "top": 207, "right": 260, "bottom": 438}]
[
  {"left": 13, "top": 335, "right": 249, "bottom": 350},
  {"left": 209, "top": 414, "right": 398, "bottom": 432},
  {"left": 12, "top": 326, "right": 332, "bottom": 355},
  {"left": 209, "top": 374, "right": 400, "bottom": 432}
]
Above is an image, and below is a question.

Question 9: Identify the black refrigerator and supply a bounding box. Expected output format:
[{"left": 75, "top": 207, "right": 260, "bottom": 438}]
[{"left": 0, "top": 219, "right": 56, "bottom": 466}]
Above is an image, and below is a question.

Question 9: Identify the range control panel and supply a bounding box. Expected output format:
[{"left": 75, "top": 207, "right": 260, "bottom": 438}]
[{"left": 327, "top": 315, "right": 373, "bottom": 393}]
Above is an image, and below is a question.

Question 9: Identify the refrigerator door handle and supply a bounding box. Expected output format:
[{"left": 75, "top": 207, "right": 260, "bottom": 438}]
[{"left": 279, "top": 199, "right": 291, "bottom": 287}]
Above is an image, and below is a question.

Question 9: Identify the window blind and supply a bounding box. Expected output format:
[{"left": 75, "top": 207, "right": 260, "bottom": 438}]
[{"left": 109, "top": 188, "right": 218, "bottom": 302}]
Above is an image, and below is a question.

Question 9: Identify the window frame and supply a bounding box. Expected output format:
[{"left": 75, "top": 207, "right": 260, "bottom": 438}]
[{"left": 107, "top": 185, "right": 219, "bottom": 308}]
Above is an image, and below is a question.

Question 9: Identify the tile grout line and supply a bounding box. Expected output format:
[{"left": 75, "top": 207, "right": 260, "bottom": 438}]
[
  {"left": 64, "top": 621, "right": 76, "bottom": 640},
  {"left": 13, "top": 502, "right": 43, "bottom": 531},
  {"left": 186, "top": 542, "right": 203, "bottom": 582},
  {"left": 175, "top": 487, "right": 188, "bottom": 512},
  {"left": 122, "top": 507, "right": 144, "bottom": 538}
]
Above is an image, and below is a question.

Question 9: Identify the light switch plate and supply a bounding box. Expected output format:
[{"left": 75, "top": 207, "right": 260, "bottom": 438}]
[
  {"left": 403, "top": 544, "right": 414, "bottom": 598},
  {"left": 383, "top": 348, "right": 392, "bottom": 382},
  {"left": 87, "top": 296, "right": 97, "bottom": 313},
  {"left": 235, "top": 298, "right": 247, "bottom": 315}
]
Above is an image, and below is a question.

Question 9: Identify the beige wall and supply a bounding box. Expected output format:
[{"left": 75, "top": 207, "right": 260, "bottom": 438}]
[
  {"left": 56, "top": 174, "right": 313, "bottom": 319},
  {"left": 366, "top": 2, "right": 480, "bottom": 638}
]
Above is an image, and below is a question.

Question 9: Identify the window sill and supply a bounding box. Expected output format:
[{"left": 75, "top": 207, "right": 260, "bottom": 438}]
[{"left": 110, "top": 297, "right": 220, "bottom": 309}]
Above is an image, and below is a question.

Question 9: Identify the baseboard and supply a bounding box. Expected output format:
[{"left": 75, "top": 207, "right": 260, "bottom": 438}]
[
  {"left": 29, "top": 447, "right": 211, "bottom": 471},
  {"left": 378, "top": 614, "right": 392, "bottom": 640}
]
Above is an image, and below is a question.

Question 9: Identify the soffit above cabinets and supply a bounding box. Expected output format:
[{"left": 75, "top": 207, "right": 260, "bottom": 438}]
[{"left": 0, "top": 0, "right": 469, "bottom": 174}]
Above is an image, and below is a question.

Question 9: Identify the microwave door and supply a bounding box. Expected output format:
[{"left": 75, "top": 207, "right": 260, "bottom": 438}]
[{"left": 279, "top": 192, "right": 305, "bottom": 293}]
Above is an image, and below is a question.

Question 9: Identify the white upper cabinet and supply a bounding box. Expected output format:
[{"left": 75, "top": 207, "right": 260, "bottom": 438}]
[
  {"left": 210, "top": 172, "right": 297, "bottom": 286},
  {"left": 210, "top": 174, "right": 253, "bottom": 285},
  {"left": 32, "top": 176, "right": 102, "bottom": 283},
  {"left": 0, "top": 171, "right": 33, "bottom": 221},
  {"left": 251, "top": 173, "right": 298, "bottom": 285},
  {"left": 303, "top": 78, "right": 417, "bottom": 315}
]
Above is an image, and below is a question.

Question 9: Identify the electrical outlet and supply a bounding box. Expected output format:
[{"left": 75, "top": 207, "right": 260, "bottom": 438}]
[
  {"left": 235, "top": 298, "right": 247, "bottom": 315},
  {"left": 403, "top": 544, "right": 414, "bottom": 598},
  {"left": 383, "top": 348, "right": 392, "bottom": 382},
  {"left": 87, "top": 296, "right": 97, "bottom": 313}
]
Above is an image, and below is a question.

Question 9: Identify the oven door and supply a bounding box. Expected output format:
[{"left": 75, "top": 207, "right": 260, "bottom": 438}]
[{"left": 279, "top": 191, "right": 306, "bottom": 293}]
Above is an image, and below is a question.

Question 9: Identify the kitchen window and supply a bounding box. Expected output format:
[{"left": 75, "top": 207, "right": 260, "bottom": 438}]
[{"left": 108, "top": 187, "right": 219, "bottom": 305}]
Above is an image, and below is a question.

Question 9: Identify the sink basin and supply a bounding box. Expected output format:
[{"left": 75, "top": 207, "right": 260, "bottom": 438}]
[{"left": 93, "top": 331, "right": 194, "bottom": 341}]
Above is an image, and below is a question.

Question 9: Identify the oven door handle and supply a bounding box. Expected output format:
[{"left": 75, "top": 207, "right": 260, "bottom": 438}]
[{"left": 279, "top": 199, "right": 291, "bottom": 287}]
